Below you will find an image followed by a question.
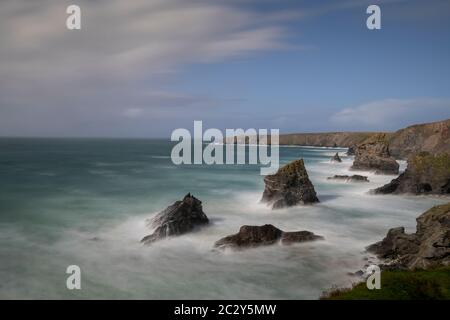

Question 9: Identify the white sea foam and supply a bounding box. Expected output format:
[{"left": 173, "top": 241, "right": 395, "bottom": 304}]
[{"left": 0, "top": 145, "right": 447, "bottom": 299}]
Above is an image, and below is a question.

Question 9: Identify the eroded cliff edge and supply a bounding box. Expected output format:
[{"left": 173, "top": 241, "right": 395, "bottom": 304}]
[{"left": 276, "top": 118, "right": 450, "bottom": 159}]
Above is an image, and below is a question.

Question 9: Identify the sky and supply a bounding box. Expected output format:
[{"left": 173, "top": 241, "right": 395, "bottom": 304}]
[{"left": 1, "top": 0, "right": 450, "bottom": 138}]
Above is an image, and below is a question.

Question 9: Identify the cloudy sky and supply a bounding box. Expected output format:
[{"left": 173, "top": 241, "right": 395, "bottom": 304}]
[{"left": 1, "top": 0, "right": 450, "bottom": 137}]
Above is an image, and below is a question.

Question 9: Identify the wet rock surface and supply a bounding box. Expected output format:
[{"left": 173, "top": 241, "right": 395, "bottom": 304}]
[
  {"left": 351, "top": 134, "right": 399, "bottom": 175},
  {"left": 141, "top": 193, "right": 209, "bottom": 244},
  {"left": 367, "top": 202, "right": 450, "bottom": 269},
  {"left": 331, "top": 152, "right": 342, "bottom": 162},
  {"left": 374, "top": 152, "right": 450, "bottom": 195},
  {"left": 261, "top": 159, "right": 319, "bottom": 209},
  {"left": 327, "top": 175, "right": 369, "bottom": 183},
  {"left": 214, "top": 224, "right": 323, "bottom": 250}
]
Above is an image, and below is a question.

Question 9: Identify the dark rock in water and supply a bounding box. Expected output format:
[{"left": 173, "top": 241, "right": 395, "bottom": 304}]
[
  {"left": 353, "top": 270, "right": 365, "bottom": 277},
  {"left": 141, "top": 193, "right": 209, "bottom": 244},
  {"left": 373, "top": 152, "right": 450, "bottom": 195},
  {"left": 214, "top": 224, "right": 323, "bottom": 250},
  {"left": 261, "top": 159, "right": 319, "bottom": 209},
  {"left": 327, "top": 175, "right": 369, "bottom": 183},
  {"left": 351, "top": 134, "right": 399, "bottom": 175},
  {"left": 280, "top": 230, "right": 324, "bottom": 245},
  {"left": 347, "top": 147, "right": 355, "bottom": 156},
  {"left": 331, "top": 152, "right": 342, "bottom": 163},
  {"left": 367, "top": 227, "right": 418, "bottom": 259},
  {"left": 367, "top": 202, "right": 450, "bottom": 269},
  {"left": 215, "top": 225, "right": 282, "bottom": 249}
]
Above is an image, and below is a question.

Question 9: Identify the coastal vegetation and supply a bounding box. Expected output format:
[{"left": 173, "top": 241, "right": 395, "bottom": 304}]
[
  {"left": 322, "top": 266, "right": 450, "bottom": 300},
  {"left": 323, "top": 202, "right": 450, "bottom": 299}
]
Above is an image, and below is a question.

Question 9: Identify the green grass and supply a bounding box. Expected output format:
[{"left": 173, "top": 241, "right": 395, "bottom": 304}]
[{"left": 322, "top": 267, "right": 450, "bottom": 300}]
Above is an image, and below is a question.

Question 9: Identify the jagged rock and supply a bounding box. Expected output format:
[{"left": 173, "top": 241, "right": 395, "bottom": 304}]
[
  {"left": 373, "top": 152, "right": 450, "bottom": 195},
  {"left": 280, "top": 230, "right": 324, "bottom": 245},
  {"left": 327, "top": 175, "right": 369, "bottom": 183},
  {"left": 367, "top": 202, "right": 450, "bottom": 269},
  {"left": 351, "top": 133, "right": 399, "bottom": 175},
  {"left": 141, "top": 193, "right": 209, "bottom": 244},
  {"left": 261, "top": 159, "right": 319, "bottom": 209},
  {"left": 214, "top": 224, "right": 323, "bottom": 250},
  {"left": 331, "top": 153, "right": 342, "bottom": 162}
]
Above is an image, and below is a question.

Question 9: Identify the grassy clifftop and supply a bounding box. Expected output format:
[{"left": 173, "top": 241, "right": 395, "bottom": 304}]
[{"left": 322, "top": 267, "right": 450, "bottom": 300}]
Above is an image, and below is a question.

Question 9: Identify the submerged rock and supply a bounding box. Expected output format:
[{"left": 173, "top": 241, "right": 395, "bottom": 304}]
[
  {"left": 214, "top": 224, "right": 323, "bottom": 250},
  {"left": 327, "top": 175, "right": 369, "bottom": 183},
  {"left": 261, "top": 159, "right": 319, "bottom": 209},
  {"left": 373, "top": 152, "right": 450, "bottom": 195},
  {"left": 351, "top": 134, "right": 399, "bottom": 175},
  {"left": 367, "top": 202, "right": 450, "bottom": 269},
  {"left": 331, "top": 152, "right": 342, "bottom": 163},
  {"left": 141, "top": 193, "right": 209, "bottom": 244}
]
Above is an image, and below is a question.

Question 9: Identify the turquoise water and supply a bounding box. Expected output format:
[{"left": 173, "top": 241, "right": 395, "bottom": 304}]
[{"left": 0, "top": 138, "right": 445, "bottom": 299}]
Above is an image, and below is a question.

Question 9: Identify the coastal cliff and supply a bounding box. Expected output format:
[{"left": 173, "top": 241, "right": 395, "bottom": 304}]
[
  {"left": 278, "top": 119, "right": 450, "bottom": 159},
  {"left": 373, "top": 152, "right": 450, "bottom": 195},
  {"left": 367, "top": 202, "right": 450, "bottom": 270},
  {"left": 388, "top": 119, "right": 450, "bottom": 158},
  {"left": 226, "top": 119, "right": 450, "bottom": 160},
  {"left": 278, "top": 132, "right": 379, "bottom": 148}
]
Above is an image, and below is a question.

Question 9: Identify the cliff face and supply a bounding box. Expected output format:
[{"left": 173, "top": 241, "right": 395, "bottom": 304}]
[
  {"left": 277, "top": 119, "right": 450, "bottom": 159},
  {"left": 278, "top": 132, "right": 379, "bottom": 148},
  {"left": 388, "top": 119, "right": 450, "bottom": 159},
  {"left": 373, "top": 152, "right": 450, "bottom": 195},
  {"left": 225, "top": 119, "right": 450, "bottom": 160},
  {"left": 367, "top": 202, "right": 450, "bottom": 270}
]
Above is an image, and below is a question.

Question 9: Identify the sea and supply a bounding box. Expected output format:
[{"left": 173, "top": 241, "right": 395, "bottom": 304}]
[{"left": 0, "top": 138, "right": 445, "bottom": 299}]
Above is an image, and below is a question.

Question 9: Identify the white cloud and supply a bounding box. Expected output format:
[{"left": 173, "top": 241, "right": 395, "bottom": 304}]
[
  {"left": 0, "top": 0, "right": 292, "bottom": 83},
  {"left": 0, "top": 0, "right": 299, "bottom": 136},
  {"left": 123, "top": 108, "right": 144, "bottom": 119},
  {"left": 331, "top": 98, "right": 450, "bottom": 129}
]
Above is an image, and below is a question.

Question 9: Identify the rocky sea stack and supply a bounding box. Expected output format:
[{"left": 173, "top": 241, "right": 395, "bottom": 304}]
[
  {"left": 214, "top": 224, "right": 323, "bottom": 250},
  {"left": 374, "top": 152, "right": 450, "bottom": 195},
  {"left": 331, "top": 152, "right": 342, "bottom": 162},
  {"left": 367, "top": 202, "right": 450, "bottom": 269},
  {"left": 351, "top": 133, "right": 399, "bottom": 175},
  {"left": 261, "top": 159, "right": 319, "bottom": 209},
  {"left": 327, "top": 175, "right": 369, "bottom": 183},
  {"left": 141, "top": 193, "right": 209, "bottom": 244}
]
